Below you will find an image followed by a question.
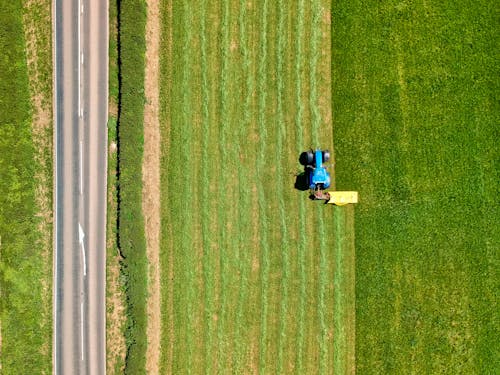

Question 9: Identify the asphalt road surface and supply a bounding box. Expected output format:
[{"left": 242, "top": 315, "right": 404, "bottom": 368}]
[{"left": 53, "top": 0, "right": 108, "bottom": 373}]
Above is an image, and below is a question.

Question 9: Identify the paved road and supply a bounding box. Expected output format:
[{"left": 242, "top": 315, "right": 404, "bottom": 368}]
[{"left": 53, "top": 0, "right": 108, "bottom": 374}]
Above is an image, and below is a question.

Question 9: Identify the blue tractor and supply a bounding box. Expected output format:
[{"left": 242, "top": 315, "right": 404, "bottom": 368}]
[{"left": 299, "top": 149, "right": 331, "bottom": 191}]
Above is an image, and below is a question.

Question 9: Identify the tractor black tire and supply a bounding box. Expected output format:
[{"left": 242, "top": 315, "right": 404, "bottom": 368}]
[
  {"left": 299, "top": 150, "right": 314, "bottom": 166},
  {"left": 322, "top": 150, "right": 330, "bottom": 162}
]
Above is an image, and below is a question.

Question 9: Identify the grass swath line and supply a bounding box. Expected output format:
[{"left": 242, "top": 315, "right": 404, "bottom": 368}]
[
  {"left": 199, "top": 2, "right": 217, "bottom": 373},
  {"left": 232, "top": 0, "right": 255, "bottom": 371},
  {"left": 216, "top": 0, "right": 231, "bottom": 370},
  {"left": 275, "top": 2, "right": 290, "bottom": 374},
  {"left": 318, "top": 208, "right": 328, "bottom": 373},
  {"left": 178, "top": 2, "right": 195, "bottom": 371},
  {"left": 294, "top": 1, "right": 307, "bottom": 373},
  {"left": 256, "top": 0, "right": 270, "bottom": 372},
  {"left": 309, "top": 1, "right": 321, "bottom": 146}
]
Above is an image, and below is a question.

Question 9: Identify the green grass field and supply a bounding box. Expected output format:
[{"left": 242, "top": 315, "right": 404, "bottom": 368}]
[
  {"left": 110, "top": 0, "right": 499, "bottom": 373},
  {"left": 0, "top": 1, "right": 52, "bottom": 373},
  {"left": 158, "top": 0, "right": 355, "bottom": 373},
  {"left": 331, "top": 0, "right": 499, "bottom": 373}
]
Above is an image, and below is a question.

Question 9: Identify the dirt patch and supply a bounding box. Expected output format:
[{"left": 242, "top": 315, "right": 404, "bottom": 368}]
[
  {"left": 106, "top": 249, "right": 126, "bottom": 374},
  {"left": 22, "top": 0, "right": 53, "bottom": 366},
  {"left": 142, "top": 0, "right": 162, "bottom": 373}
]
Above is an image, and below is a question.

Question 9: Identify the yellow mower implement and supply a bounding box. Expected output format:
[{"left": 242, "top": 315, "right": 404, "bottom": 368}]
[{"left": 326, "top": 191, "right": 358, "bottom": 205}]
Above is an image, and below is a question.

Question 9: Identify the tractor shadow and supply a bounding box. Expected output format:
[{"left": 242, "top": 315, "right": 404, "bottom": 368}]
[
  {"left": 294, "top": 171, "right": 310, "bottom": 191},
  {"left": 295, "top": 152, "right": 314, "bottom": 191}
]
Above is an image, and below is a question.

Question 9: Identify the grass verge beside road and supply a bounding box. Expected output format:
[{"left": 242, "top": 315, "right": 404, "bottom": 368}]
[
  {"left": 331, "top": 0, "right": 499, "bottom": 372},
  {"left": 0, "top": 1, "right": 52, "bottom": 373}
]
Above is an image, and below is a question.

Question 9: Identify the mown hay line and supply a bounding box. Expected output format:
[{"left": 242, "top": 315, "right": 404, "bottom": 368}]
[
  {"left": 309, "top": 1, "right": 321, "bottom": 146},
  {"left": 317, "top": 212, "right": 328, "bottom": 372},
  {"left": 294, "top": 1, "right": 307, "bottom": 373},
  {"left": 275, "top": 2, "right": 290, "bottom": 374},
  {"left": 199, "top": 3, "right": 217, "bottom": 373},
  {"left": 231, "top": 1, "right": 259, "bottom": 370},
  {"left": 159, "top": 1, "right": 174, "bottom": 372},
  {"left": 178, "top": 2, "right": 196, "bottom": 370},
  {"left": 216, "top": 0, "right": 232, "bottom": 371},
  {"left": 256, "top": 1, "right": 270, "bottom": 372}
]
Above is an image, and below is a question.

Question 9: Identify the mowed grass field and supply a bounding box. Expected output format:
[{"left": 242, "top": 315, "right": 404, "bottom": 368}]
[
  {"left": 158, "top": 0, "right": 355, "bottom": 373},
  {"left": 331, "top": 0, "right": 499, "bottom": 373}
]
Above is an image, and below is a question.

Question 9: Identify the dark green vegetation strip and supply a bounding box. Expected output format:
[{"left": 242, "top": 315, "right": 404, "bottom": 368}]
[
  {"left": 0, "top": 1, "right": 50, "bottom": 373},
  {"left": 106, "top": 0, "right": 127, "bottom": 373},
  {"left": 116, "top": 0, "right": 147, "bottom": 373},
  {"left": 332, "top": 0, "right": 499, "bottom": 373},
  {"left": 159, "top": 1, "right": 345, "bottom": 373}
]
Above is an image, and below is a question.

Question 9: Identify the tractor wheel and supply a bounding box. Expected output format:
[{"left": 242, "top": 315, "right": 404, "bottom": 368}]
[
  {"left": 322, "top": 150, "right": 330, "bottom": 162},
  {"left": 299, "top": 150, "right": 314, "bottom": 166}
]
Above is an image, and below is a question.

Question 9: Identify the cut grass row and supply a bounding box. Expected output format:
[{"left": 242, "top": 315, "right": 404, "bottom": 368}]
[
  {"left": 331, "top": 0, "right": 499, "bottom": 372},
  {"left": 0, "top": 1, "right": 52, "bottom": 373}
]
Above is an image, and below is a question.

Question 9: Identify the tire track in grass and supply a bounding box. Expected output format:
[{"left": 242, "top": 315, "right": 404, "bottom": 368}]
[
  {"left": 256, "top": 1, "right": 270, "bottom": 372},
  {"left": 275, "top": 2, "right": 290, "bottom": 374},
  {"left": 232, "top": 0, "right": 256, "bottom": 371},
  {"left": 294, "top": 1, "right": 307, "bottom": 373}
]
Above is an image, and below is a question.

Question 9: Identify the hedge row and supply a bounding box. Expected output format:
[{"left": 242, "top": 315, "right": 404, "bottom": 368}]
[{"left": 116, "top": 0, "right": 148, "bottom": 373}]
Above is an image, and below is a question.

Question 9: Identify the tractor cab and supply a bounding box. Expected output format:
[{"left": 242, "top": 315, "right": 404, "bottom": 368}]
[
  {"left": 309, "top": 150, "right": 331, "bottom": 190},
  {"left": 299, "top": 149, "right": 331, "bottom": 190}
]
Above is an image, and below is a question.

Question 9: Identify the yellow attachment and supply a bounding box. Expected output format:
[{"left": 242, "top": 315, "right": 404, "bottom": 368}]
[{"left": 327, "top": 191, "right": 359, "bottom": 205}]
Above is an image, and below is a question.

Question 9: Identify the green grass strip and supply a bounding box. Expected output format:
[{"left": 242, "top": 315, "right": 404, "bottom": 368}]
[
  {"left": 256, "top": 1, "right": 270, "bottom": 372},
  {"left": 199, "top": 2, "right": 216, "bottom": 374},
  {"left": 309, "top": 0, "right": 321, "bottom": 146},
  {"left": 179, "top": 3, "right": 195, "bottom": 372},
  {"left": 275, "top": 2, "right": 290, "bottom": 374},
  {"left": 232, "top": 0, "right": 255, "bottom": 371},
  {"left": 293, "top": 1, "right": 307, "bottom": 373},
  {"left": 216, "top": 0, "right": 231, "bottom": 370}
]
